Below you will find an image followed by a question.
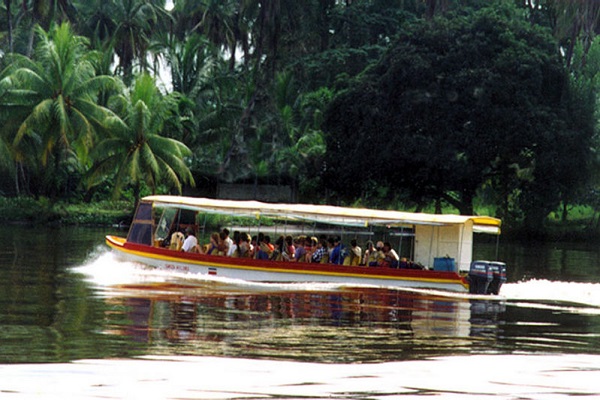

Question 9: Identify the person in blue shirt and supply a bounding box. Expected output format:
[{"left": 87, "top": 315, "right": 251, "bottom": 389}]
[{"left": 329, "top": 236, "right": 346, "bottom": 265}]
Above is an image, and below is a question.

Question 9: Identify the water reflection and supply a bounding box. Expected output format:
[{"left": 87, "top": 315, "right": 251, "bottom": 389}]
[
  {"left": 101, "top": 283, "right": 509, "bottom": 362},
  {"left": 2, "top": 226, "right": 600, "bottom": 365},
  {"left": 469, "top": 300, "right": 506, "bottom": 339}
]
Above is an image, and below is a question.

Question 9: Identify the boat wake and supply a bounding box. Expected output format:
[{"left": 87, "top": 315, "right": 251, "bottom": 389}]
[
  {"left": 74, "top": 248, "right": 600, "bottom": 312},
  {"left": 73, "top": 248, "right": 345, "bottom": 296},
  {"left": 500, "top": 279, "right": 600, "bottom": 314}
]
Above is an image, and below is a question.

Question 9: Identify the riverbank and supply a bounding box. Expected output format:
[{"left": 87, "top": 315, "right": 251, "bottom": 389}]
[
  {"left": 1, "top": 196, "right": 598, "bottom": 242},
  {"left": 0, "top": 197, "right": 133, "bottom": 226}
]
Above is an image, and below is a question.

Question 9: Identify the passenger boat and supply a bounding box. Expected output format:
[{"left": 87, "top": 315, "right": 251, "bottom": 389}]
[{"left": 106, "top": 195, "right": 505, "bottom": 294}]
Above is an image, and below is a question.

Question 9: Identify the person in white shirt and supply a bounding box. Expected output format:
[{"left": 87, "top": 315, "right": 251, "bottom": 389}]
[
  {"left": 222, "top": 228, "right": 234, "bottom": 256},
  {"left": 182, "top": 227, "right": 199, "bottom": 252},
  {"left": 382, "top": 242, "right": 399, "bottom": 268}
]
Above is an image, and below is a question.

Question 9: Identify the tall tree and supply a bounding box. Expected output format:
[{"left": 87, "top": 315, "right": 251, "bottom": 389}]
[
  {"left": 87, "top": 73, "right": 195, "bottom": 203},
  {"left": 0, "top": 22, "right": 119, "bottom": 197},
  {"left": 22, "top": 0, "right": 77, "bottom": 56},
  {"left": 106, "top": 0, "right": 167, "bottom": 84},
  {"left": 323, "top": 4, "right": 595, "bottom": 227}
]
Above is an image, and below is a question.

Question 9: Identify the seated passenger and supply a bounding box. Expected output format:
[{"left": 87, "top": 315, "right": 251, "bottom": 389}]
[
  {"left": 305, "top": 237, "right": 317, "bottom": 261},
  {"left": 375, "top": 241, "right": 386, "bottom": 265},
  {"left": 206, "top": 232, "right": 221, "bottom": 255},
  {"left": 326, "top": 237, "right": 335, "bottom": 263},
  {"left": 311, "top": 238, "right": 328, "bottom": 263},
  {"left": 237, "top": 232, "right": 253, "bottom": 258},
  {"left": 222, "top": 228, "right": 234, "bottom": 256},
  {"left": 218, "top": 231, "right": 228, "bottom": 255},
  {"left": 363, "top": 241, "right": 379, "bottom": 266},
  {"left": 227, "top": 230, "right": 240, "bottom": 257},
  {"left": 256, "top": 234, "right": 273, "bottom": 260},
  {"left": 264, "top": 235, "right": 275, "bottom": 252},
  {"left": 250, "top": 235, "right": 258, "bottom": 258},
  {"left": 270, "top": 236, "right": 291, "bottom": 261},
  {"left": 169, "top": 231, "right": 185, "bottom": 251},
  {"left": 285, "top": 235, "right": 295, "bottom": 259},
  {"left": 293, "top": 236, "right": 307, "bottom": 262},
  {"left": 329, "top": 236, "right": 346, "bottom": 265},
  {"left": 381, "top": 242, "right": 399, "bottom": 268},
  {"left": 347, "top": 239, "right": 362, "bottom": 266},
  {"left": 181, "top": 227, "right": 199, "bottom": 252}
]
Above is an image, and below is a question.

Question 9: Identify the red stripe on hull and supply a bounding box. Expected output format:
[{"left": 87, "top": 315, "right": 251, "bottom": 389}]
[{"left": 106, "top": 235, "right": 469, "bottom": 290}]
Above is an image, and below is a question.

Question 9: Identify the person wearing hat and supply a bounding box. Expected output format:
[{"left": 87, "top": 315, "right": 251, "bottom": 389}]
[{"left": 181, "top": 226, "right": 199, "bottom": 252}]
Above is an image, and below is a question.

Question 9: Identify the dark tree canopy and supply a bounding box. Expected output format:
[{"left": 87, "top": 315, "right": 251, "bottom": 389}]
[
  {"left": 0, "top": 0, "right": 598, "bottom": 232},
  {"left": 323, "top": 5, "right": 595, "bottom": 226}
]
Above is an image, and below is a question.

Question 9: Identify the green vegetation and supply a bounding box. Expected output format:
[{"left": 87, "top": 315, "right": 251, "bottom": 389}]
[
  {"left": 0, "top": 0, "right": 599, "bottom": 236},
  {"left": 0, "top": 197, "right": 132, "bottom": 225}
]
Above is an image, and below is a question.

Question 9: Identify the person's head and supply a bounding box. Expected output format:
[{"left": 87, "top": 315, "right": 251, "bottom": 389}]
[
  {"left": 210, "top": 232, "right": 220, "bottom": 243},
  {"left": 383, "top": 242, "right": 392, "bottom": 251},
  {"left": 185, "top": 226, "right": 195, "bottom": 236},
  {"left": 310, "top": 237, "right": 318, "bottom": 247},
  {"left": 275, "top": 235, "right": 285, "bottom": 249},
  {"left": 240, "top": 232, "right": 251, "bottom": 243},
  {"left": 366, "top": 240, "right": 374, "bottom": 250},
  {"left": 351, "top": 239, "right": 357, "bottom": 247},
  {"left": 376, "top": 241, "right": 384, "bottom": 251}
]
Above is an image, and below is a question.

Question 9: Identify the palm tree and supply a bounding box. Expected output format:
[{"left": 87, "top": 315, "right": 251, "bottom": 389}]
[
  {"left": 21, "top": 0, "right": 77, "bottom": 56},
  {"left": 0, "top": 22, "right": 119, "bottom": 196},
  {"left": 171, "top": 0, "right": 241, "bottom": 70},
  {"left": 164, "top": 32, "right": 216, "bottom": 97},
  {"left": 100, "top": 0, "right": 168, "bottom": 84},
  {"left": 76, "top": 0, "right": 117, "bottom": 46},
  {"left": 87, "top": 73, "right": 195, "bottom": 204}
]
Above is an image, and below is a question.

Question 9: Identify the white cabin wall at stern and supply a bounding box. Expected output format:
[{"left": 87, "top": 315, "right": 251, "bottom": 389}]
[
  {"left": 458, "top": 220, "right": 474, "bottom": 272},
  {"left": 413, "top": 221, "right": 473, "bottom": 271}
]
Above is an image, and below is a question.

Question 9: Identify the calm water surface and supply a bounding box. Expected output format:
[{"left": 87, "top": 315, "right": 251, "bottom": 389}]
[{"left": 1, "top": 226, "right": 600, "bottom": 399}]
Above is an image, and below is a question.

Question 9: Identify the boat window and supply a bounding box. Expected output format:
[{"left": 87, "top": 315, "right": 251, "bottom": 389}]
[
  {"left": 127, "top": 202, "right": 153, "bottom": 245},
  {"left": 155, "top": 207, "right": 178, "bottom": 241},
  {"left": 134, "top": 201, "right": 153, "bottom": 221},
  {"left": 127, "top": 223, "right": 152, "bottom": 245}
]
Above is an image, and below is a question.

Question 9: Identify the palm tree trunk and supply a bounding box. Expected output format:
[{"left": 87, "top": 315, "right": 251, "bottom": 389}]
[
  {"left": 26, "top": 21, "right": 35, "bottom": 57},
  {"left": 14, "top": 161, "right": 20, "bottom": 195},
  {"left": 5, "top": 0, "right": 13, "bottom": 53}
]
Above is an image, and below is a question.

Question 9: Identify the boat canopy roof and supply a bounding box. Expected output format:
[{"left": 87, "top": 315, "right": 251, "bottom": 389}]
[{"left": 143, "top": 195, "right": 502, "bottom": 234}]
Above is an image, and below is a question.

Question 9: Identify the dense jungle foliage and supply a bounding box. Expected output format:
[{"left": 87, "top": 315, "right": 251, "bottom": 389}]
[{"left": 0, "top": 0, "right": 600, "bottom": 233}]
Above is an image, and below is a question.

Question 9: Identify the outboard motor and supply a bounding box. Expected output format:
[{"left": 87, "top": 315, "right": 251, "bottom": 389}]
[
  {"left": 487, "top": 261, "right": 507, "bottom": 295},
  {"left": 468, "top": 260, "right": 493, "bottom": 295}
]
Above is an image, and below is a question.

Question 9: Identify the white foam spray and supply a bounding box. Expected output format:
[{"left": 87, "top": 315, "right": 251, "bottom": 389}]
[{"left": 74, "top": 249, "right": 600, "bottom": 312}]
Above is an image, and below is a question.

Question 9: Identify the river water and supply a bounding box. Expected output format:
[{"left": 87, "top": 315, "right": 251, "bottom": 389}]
[{"left": 1, "top": 226, "right": 600, "bottom": 399}]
